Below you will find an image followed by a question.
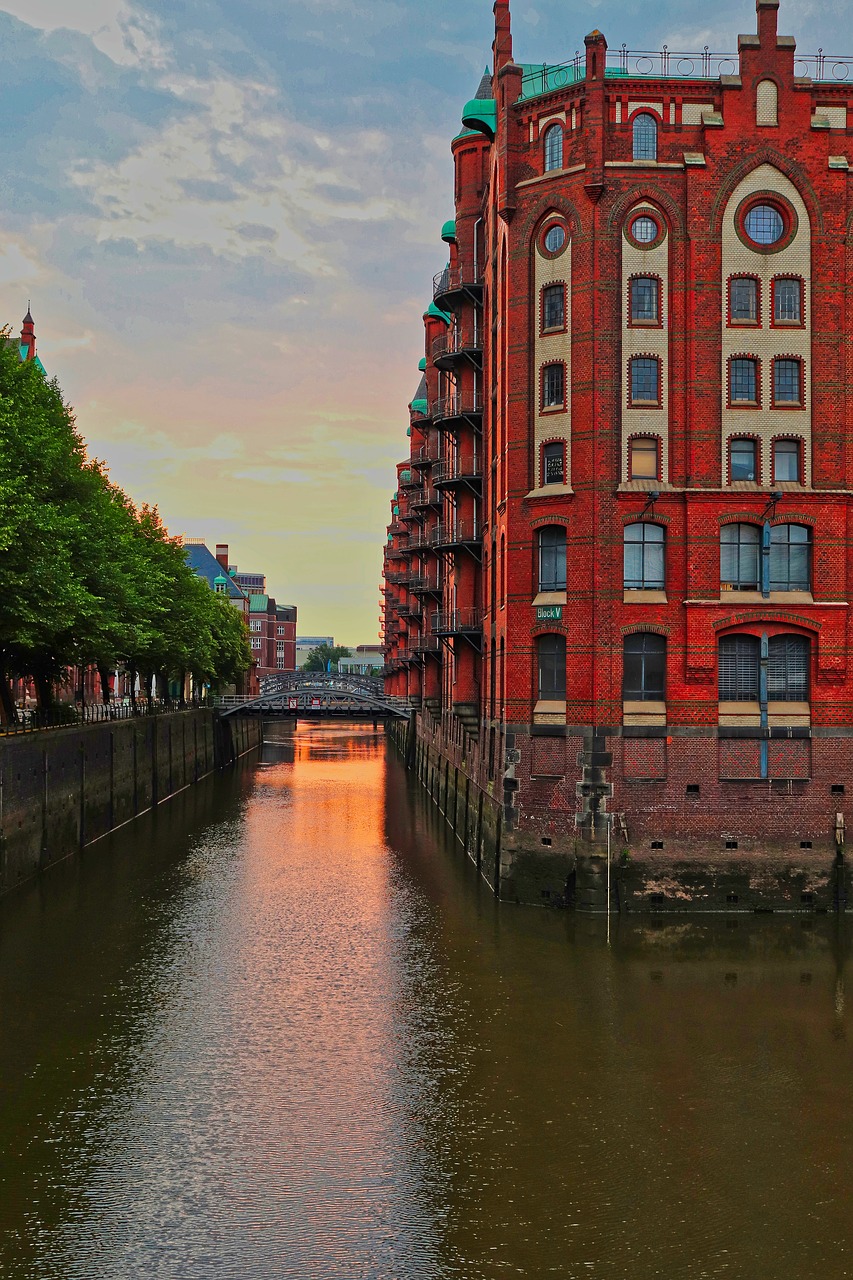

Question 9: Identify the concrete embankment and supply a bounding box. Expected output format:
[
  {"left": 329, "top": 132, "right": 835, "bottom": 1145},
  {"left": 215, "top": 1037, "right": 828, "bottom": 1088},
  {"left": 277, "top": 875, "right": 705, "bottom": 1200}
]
[{"left": 0, "top": 710, "right": 261, "bottom": 896}]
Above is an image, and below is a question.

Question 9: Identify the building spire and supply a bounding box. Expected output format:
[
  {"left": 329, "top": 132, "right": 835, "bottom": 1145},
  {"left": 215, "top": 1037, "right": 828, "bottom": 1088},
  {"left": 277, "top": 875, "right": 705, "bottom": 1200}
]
[
  {"left": 493, "top": 0, "right": 513, "bottom": 74},
  {"left": 20, "top": 304, "right": 35, "bottom": 361}
]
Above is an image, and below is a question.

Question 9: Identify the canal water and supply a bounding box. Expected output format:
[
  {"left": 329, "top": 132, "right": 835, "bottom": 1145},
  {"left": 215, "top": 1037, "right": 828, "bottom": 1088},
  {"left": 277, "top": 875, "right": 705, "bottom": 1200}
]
[{"left": 1, "top": 724, "right": 852, "bottom": 1279}]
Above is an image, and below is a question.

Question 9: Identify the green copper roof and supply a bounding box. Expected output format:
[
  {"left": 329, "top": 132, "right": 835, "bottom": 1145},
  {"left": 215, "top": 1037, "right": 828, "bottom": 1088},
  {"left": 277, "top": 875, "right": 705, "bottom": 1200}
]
[
  {"left": 393, "top": 504, "right": 399, "bottom": 515},
  {"left": 400, "top": 470, "right": 411, "bottom": 483},
  {"left": 418, "top": 357, "right": 427, "bottom": 372},
  {"left": 249, "top": 594, "right": 270, "bottom": 612},
  {"left": 425, "top": 302, "right": 451, "bottom": 324},
  {"left": 407, "top": 426, "right": 412, "bottom": 436},
  {"left": 441, "top": 219, "right": 457, "bottom": 243},
  {"left": 461, "top": 97, "right": 496, "bottom": 139}
]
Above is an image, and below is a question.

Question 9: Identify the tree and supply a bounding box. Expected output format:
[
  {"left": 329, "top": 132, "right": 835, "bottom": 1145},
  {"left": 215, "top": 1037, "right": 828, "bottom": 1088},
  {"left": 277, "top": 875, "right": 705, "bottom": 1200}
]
[{"left": 304, "top": 643, "right": 351, "bottom": 672}]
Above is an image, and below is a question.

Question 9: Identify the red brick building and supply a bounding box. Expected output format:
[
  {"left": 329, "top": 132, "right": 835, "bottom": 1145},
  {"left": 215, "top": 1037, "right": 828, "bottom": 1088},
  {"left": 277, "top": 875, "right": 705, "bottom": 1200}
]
[{"left": 384, "top": 0, "right": 853, "bottom": 903}]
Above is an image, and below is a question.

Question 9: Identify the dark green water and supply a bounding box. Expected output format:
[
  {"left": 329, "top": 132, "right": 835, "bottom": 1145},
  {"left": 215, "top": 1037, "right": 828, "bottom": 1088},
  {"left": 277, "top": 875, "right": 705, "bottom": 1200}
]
[{"left": 0, "top": 723, "right": 851, "bottom": 1279}]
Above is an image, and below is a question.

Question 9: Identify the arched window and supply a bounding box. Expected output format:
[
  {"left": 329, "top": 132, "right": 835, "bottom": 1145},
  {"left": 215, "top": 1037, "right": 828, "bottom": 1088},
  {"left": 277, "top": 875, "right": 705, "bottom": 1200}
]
[
  {"left": 729, "top": 437, "right": 758, "bottom": 481},
  {"left": 622, "top": 633, "right": 666, "bottom": 701},
  {"left": 630, "top": 276, "right": 659, "bottom": 324},
  {"left": 537, "top": 634, "right": 566, "bottom": 700},
  {"left": 632, "top": 113, "right": 657, "bottom": 161},
  {"left": 770, "top": 524, "right": 811, "bottom": 591},
  {"left": 624, "top": 523, "right": 665, "bottom": 590},
  {"left": 756, "top": 79, "right": 778, "bottom": 126},
  {"left": 628, "top": 436, "right": 659, "bottom": 480},
  {"left": 720, "top": 523, "right": 760, "bottom": 590},
  {"left": 544, "top": 124, "right": 563, "bottom": 172},
  {"left": 773, "top": 439, "right": 801, "bottom": 483},
  {"left": 538, "top": 526, "right": 567, "bottom": 592}
]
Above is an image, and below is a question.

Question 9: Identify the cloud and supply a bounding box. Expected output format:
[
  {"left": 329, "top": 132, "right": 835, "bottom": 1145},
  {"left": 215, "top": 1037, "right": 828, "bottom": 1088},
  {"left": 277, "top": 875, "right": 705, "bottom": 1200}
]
[{"left": 0, "top": 0, "right": 166, "bottom": 66}]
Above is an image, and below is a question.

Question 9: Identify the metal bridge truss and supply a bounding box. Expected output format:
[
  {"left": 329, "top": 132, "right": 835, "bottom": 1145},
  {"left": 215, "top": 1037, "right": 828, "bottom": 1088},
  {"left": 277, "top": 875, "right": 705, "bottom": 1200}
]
[{"left": 215, "top": 672, "right": 411, "bottom": 720}]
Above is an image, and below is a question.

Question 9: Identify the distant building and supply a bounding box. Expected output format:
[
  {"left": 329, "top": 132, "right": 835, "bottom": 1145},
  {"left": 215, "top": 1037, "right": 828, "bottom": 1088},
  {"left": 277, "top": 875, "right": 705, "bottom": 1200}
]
[
  {"left": 232, "top": 570, "right": 266, "bottom": 596},
  {"left": 338, "top": 646, "right": 383, "bottom": 676},
  {"left": 184, "top": 540, "right": 249, "bottom": 618},
  {"left": 296, "top": 636, "right": 334, "bottom": 668}
]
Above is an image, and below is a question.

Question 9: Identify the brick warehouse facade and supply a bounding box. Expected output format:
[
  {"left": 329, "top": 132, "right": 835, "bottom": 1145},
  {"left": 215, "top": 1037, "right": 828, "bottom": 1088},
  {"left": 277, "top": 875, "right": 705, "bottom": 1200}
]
[{"left": 383, "top": 0, "right": 853, "bottom": 909}]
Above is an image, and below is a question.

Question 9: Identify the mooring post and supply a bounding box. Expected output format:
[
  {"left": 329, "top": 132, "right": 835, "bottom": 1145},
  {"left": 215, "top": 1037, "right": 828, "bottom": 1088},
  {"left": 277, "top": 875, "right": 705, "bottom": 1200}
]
[{"left": 405, "top": 709, "right": 417, "bottom": 770}]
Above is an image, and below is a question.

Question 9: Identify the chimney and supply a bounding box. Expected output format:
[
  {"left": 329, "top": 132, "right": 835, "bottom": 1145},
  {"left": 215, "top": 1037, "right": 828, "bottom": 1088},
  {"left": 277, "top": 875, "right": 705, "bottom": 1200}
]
[
  {"left": 215, "top": 544, "right": 229, "bottom": 570},
  {"left": 493, "top": 0, "right": 512, "bottom": 74},
  {"left": 756, "top": 0, "right": 779, "bottom": 45}
]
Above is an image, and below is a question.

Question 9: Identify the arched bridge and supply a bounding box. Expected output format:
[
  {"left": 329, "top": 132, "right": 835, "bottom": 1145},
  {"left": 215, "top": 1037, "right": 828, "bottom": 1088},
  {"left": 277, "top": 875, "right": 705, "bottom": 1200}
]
[{"left": 215, "top": 672, "right": 411, "bottom": 720}]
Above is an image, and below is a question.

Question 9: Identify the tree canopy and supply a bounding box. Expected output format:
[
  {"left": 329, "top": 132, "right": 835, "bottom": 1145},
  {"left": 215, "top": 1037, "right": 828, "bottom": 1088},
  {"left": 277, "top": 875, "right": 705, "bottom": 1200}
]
[
  {"left": 303, "top": 644, "right": 351, "bottom": 672},
  {"left": 0, "top": 333, "right": 251, "bottom": 717}
]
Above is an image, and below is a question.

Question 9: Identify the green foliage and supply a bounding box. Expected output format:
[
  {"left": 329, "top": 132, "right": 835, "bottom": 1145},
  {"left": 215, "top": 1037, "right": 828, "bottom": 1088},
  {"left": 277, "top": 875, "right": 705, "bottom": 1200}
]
[
  {"left": 0, "top": 334, "right": 251, "bottom": 712},
  {"left": 303, "top": 643, "right": 352, "bottom": 672}
]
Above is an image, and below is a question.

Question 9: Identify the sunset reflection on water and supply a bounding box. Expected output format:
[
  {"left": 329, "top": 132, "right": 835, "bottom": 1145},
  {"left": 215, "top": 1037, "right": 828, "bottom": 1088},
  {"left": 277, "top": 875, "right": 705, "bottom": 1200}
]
[{"left": 1, "top": 725, "right": 853, "bottom": 1279}]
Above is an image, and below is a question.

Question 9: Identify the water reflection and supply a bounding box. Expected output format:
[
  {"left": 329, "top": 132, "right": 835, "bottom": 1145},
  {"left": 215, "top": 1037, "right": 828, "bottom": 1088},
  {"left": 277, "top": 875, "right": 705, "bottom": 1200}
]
[{"left": 0, "top": 726, "right": 852, "bottom": 1278}]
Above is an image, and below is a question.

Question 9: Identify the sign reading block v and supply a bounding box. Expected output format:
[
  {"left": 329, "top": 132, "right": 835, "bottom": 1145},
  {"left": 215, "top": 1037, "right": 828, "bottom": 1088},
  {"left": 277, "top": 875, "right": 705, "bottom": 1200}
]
[{"left": 535, "top": 605, "right": 563, "bottom": 621}]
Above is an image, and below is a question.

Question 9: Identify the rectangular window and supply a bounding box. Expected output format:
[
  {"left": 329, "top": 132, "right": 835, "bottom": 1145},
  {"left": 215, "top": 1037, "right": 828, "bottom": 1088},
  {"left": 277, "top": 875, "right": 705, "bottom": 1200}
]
[
  {"left": 730, "top": 277, "right": 758, "bottom": 323},
  {"left": 774, "top": 359, "right": 801, "bottom": 405},
  {"left": 730, "top": 358, "right": 758, "bottom": 404},
  {"left": 542, "top": 285, "right": 565, "bottom": 331},
  {"left": 769, "top": 524, "right": 811, "bottom": 591},
  {"left": 768, "top": 636, "right": 809, "bottom": 701},
  {"left": 251, "top": 638, "right": 262, "bottom": 651},
  {"left": 624, "top": 523, "right": 665, "bottom": 590},
  {"left": 773, "top": 439, "right": 801, "bottom": 483},
  {"left": 630, "top": 357, "right": 660, "bottom": 404},
  {"left": 542, "top": 364, "right": 565, "bottom": 408},
  {"left": 718, "top": 636, "right": 759, "bottom": 701},
  {"left": 629, "top": 437, "right": 659, "bottom": 480},
  {"left": 720, "top": 523, "right": 760, "bottom": 589},
  {"left": 538, "top": 635, "right": 566, "bottom": 700},
  {"left": 543, "top": 442, "right": 565, "bottom": 485},
  {"left": 277, "top": 657, "right": 287, "bottom": 669},
  {"left": 538, "top": 527, "right": 567, "bottom": 591},
  {"left": 250, "top": 620, "right": 262, "bottom": 632},
  {"left": 774, "top": 278, "right": 802, "bottom": 324},
  {"left": 277, "top": 625, "right": 286, "bottom": 636},
  {"left": 630, "top": 277, "right": 659, "bottom": 324},
  {"left": 622, "top": 634, "right": 666, "bottom": 701}
]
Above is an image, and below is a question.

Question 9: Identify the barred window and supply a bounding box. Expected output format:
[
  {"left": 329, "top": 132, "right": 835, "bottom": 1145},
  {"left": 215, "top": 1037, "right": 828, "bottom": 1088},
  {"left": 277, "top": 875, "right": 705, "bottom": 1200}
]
[
  {"left": 630, "top": 277, "right": 659, "bottom": 323},
  {"left": 629, "top": 437, "right": 659, "bottom": 480},
  {"left": 542, "top": 284, "right": 565, "bottom": 330},
  {"left": 718, "top": 635, "right": 760, "bottom": 701},
  {"left": 544, "top": 124, "right": 563, "bottom": 172},
  {"left": 542, "top": 364, "right": 565, "bottom": 408},
  {"left": 774, "top": 358, "right": 801, "bottom": 404},
  {"left": 543, "top": 442, "right": 565, "bottom": 485},
  {"left": 633, "top": 113, "right": 657, "bottom": 160},
  {"left": 730, "top": 277, "right": 758, "bottom": 323},
  {"left": 538, "top": 526, "right": 567, "bottom": 591},
  {"left": 537, "top": 633, "right": 566, "bottom": 700},
  {"left": 720, "top": 523, "right": 760, "bottom": 590},
  {"left": 622, "top": 633, "right": 666, "bottom": 701},
  {"left": 773, "top": 439, "right": 801, "bottom": 483},
  {"left": 768, "top": 635, "right": 809, "bottom": 701},
  {"left": 630, "top": 357, "right": 660, "bottom": 404},
  {"left": 624, "top": 522, "right": 665, "bottom": 590},
  {"left": 774, "top": 278, "right": 801, "bottom": 323},
  {"left": 730, "top": 358, "right": 758, "bottom": 404},
  {"left": 770, "top": 524, "right": 811, "bottom": 591},
  {"left": 729, "top": 438, "right": 757, "bottom": 482}
]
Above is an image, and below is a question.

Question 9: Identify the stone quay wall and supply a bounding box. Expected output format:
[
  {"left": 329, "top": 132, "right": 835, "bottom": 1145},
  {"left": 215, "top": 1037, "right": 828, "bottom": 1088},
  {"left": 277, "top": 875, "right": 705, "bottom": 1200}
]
[
  {"left": 392, "top": 713, "right": 851, "bottom": 914},
  {"left": 0, "top": 710, "right": 262, "bottom": 896}
]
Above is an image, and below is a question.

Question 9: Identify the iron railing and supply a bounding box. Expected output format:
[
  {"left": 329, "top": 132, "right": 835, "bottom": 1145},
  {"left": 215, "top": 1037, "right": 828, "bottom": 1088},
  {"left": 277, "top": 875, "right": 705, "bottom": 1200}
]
[
  {"left": 432, "top": 520, "right": 482, "bottom": 549},
  {"left": 410, "top": 635, "right": 441, "bottom": 655},
  {"left": 409, "top": 574, "right": 443, "bottom": 595},
  {"left": 412, "top": 444, "right": 440, "bottom": 469},
  {"left": 431, "top": 609, "right": 483, "bottom": 636},
  {"left": 432, "top": 330, "right": 483, "bottom": 361},
  {"left": 433, "top": 264, "right": 484, "bottom": 300},
  {"left": 432, "top": 394, "right": 484, "bottom": 423},
  {"left": 0, "top": 698, "right": 199, "bottom": 736},
  {"left": 433, "top": 457, "right": 482, "bottom": 486}
]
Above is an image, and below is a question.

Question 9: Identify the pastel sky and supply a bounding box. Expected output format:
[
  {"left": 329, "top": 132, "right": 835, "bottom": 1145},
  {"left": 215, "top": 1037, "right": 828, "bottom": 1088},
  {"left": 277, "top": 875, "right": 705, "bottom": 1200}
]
[{"left": 0, "top": 0, "right": 846, "bottom": 645}]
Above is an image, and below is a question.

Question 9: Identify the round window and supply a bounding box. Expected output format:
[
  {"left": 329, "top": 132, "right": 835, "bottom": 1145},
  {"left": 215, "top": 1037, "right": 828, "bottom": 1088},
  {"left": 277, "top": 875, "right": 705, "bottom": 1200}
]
[
  {"left": 744, "top": 203, "right": 784, "bottom": 246},
  {"left": 630, "top": 215, "right": 659, "bottom": 244},
  {"left": 543, "top": 224, "right": 566, "bottom": 253}
]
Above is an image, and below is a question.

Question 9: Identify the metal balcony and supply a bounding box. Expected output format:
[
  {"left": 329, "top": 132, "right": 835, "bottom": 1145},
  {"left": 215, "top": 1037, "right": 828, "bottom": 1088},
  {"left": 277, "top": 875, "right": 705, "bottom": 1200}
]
[
  {"left": 432, "top": 329, "right": 483, "bottom": 369},
  {"left": 384, "top": 570, "right": 409, "bottom": 584},
  {"left": 386, "top": 544, "right": 410, "bottom": 561},
  {"left": 433, "top": 264, "right": 484, "bottom": 308},
  {"left": 410, "top": 485, "right": 442, "bottom": 510},
  {"left": 409, "top": 574, "right": 443, "bottom": 596},
  {"left": 411, "top": 444, "right": 440, "bottom": 470},
  {"left": 432, "top": 394, "right": 483, "bottom": 427},
  {"left": 431, "top": 609, "right": 483, "bottom": 638},
  {"left": 431, "top": 520, "right": 482, "bottom": 553},
  {"left": 432, "top": 457, "right": 482, "bottom": 491},
  {"left": 410, "top": 634, "right": 441, "bottom": 656}
]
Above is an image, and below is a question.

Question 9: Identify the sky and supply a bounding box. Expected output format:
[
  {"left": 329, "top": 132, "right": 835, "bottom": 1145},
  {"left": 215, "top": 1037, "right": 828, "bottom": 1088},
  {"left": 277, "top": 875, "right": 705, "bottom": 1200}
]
[{"left": 0, "top": 0, "right": 847, "bottom": 645}]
